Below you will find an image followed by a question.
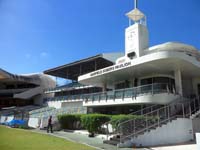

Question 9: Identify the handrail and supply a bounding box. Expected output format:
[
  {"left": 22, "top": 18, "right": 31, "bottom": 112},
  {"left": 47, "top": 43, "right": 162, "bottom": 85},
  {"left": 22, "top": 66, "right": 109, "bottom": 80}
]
[
  {"left": 121, "top": 115, "right": 177, "bottom": 141},
  {"left": 44, "top": 82, "right": 90, "bottom": 93},
  {"left": 117, "top": 96, "right": 182, "bottom": 126},
  {"left": 103, "top": 94, "right": 181, "bottom": 139},
  {"left": 128, "top": 104, "right": 159, "bottom": 116},
  {"left": 104, "top": 104, "right": 158, "bottom": 126},
  {"left": 83, "top": 83, "right": 175, "bottom": 102},
  {"left": 85, "top": 83, "right": 172, "bottom": 96},
  {"left": 46, "top": 83, "right": 175, "bottom": 102},
  {"left": 118, "top": 97, "right": 200, "bottom": 143}
]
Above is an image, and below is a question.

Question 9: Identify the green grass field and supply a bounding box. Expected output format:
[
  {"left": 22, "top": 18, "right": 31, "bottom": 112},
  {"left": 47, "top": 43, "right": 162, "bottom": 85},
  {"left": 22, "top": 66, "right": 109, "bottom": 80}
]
[{"left": 0, "top": 125, "right": 95, "bottom": 150}]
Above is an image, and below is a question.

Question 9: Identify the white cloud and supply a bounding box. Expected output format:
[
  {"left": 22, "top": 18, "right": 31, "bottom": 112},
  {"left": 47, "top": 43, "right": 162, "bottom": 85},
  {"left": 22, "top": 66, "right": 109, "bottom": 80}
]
[{"left": 40, "top": 52, "right": 48, "bottom": 57}]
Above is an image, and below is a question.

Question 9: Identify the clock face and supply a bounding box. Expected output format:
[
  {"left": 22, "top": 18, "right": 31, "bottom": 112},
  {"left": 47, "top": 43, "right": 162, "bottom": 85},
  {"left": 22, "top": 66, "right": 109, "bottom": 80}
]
[
  {"left": 128, "top": 31, "right": 136, "bottom": 41},
  {"left": 126, "top": 28, "right": 138, "bottom": 53}
]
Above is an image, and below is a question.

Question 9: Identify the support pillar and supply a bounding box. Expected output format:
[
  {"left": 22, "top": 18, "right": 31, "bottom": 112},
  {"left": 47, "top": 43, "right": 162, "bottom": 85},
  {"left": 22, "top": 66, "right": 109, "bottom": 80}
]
[
  {"left": 102, "top": 83, "right": 107, "bottom": 92},
  {"left": 174, "top": 69, "right": 183, "bottom": 96}
]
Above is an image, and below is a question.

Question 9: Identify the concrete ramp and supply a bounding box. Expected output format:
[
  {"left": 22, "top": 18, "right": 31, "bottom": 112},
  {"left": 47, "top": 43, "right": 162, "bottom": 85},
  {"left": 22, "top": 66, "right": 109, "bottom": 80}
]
[{"left": 14, "top": 86, "right": 42, "bottom": 99}]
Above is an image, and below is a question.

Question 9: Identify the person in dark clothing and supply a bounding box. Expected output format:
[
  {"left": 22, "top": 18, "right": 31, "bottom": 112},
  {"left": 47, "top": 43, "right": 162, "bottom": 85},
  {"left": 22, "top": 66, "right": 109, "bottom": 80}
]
[{"left": 47, "top": 116, "right": 53, "bottom": 133}]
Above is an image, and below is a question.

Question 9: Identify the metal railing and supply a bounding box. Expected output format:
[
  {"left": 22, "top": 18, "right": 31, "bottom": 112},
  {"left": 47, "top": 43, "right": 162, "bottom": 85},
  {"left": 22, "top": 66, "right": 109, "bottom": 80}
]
[
  {"left": 103, "top": 104, "right": 161, "bottom": 140},
  {"left": 104, "top": 97, "right": 182, "bottom": 139},
  {"left": 46, "top": 95, "right": 85, "bottom": 102},
  {"left": 118, "top": 97, "right": 200, "bottom": 143},
  {"left": 83, "top": 83, "right": 175, "bottom": 103},
  {"left": 46, "top": 83, "right": 175, "bottom": 103},
  {"left": 44, "top": 82, "right": 91, "bottom": 94},
  {"left": 29, "top": 107, "right": 87, "bottom": 118}
]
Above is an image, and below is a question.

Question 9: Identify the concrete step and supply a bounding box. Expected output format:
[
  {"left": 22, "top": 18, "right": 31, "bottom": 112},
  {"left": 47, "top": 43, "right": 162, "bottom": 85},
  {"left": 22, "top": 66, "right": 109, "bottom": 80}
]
[
  {"left": 190, "top": 109, "right": 200, "bottom": 119},
  {"left": 110, "top": 137, "right": 120, "bottom": 142},
  {"left": 103, "top": 135, "right": 121, "bottom": 146},
  {"left": 103, "top": 140, "right": 119, "bottom": 146}
]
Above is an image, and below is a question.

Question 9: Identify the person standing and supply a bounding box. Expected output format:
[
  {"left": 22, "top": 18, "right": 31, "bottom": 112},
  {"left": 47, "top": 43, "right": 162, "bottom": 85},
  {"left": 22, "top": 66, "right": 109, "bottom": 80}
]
[{"left": 47, "top": 116, "right": 53, "bottom": 133}]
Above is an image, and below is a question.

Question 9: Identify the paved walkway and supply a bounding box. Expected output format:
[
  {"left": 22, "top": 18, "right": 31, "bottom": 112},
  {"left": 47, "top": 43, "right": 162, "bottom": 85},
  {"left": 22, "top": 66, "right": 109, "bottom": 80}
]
[
  {"left": 152, "top": 144, "right": 197, "bottom": 150},
  {"left": 32, "top": 129, "right": 197, "bottom": 150},
  {"left": 33, "top": 129, "right": 147, "bottom": 150}
]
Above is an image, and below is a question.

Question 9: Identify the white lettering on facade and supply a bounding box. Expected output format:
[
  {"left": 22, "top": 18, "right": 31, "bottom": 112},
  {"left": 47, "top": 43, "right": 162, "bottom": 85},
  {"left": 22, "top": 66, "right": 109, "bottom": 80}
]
[{"left": 90, "top": 62, "right": 131, "bottom": 77}]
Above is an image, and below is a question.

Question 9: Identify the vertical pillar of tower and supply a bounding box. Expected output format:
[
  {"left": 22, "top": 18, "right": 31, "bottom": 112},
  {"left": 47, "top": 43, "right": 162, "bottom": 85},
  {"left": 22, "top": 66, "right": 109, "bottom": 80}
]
[
  {"left": 125, "top": 0, "right": 148, "bottom": 58},
  {"left": 174, "top": 69, "right": 183, "bottom": 96}
]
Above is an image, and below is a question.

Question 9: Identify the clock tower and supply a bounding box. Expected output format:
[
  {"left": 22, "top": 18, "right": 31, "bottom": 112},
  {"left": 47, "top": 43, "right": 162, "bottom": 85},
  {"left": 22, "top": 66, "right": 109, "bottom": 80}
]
[{"left": 125, "top": 0, "right": 149, "bottom": 58}]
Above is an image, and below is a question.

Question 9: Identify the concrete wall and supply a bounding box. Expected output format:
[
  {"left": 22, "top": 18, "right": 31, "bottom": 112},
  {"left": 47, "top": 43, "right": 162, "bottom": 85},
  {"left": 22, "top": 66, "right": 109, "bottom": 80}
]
[
  {"left": 61, "top": 101, "right": 83, "bottom": 108},
  {"left": 47, "top": 100, "right": 83, "bottom": 109},
  {"left": 122, "top": 118, "right": 194, "bottom": 147},
  {"left": 47, "top": 101, "right": 62, "bottom": 109},
  {"left": 192, "top": 118, "right": 200, "bottom": 133},
  {"left": 26, "top": 116, "right": 57, "bottom": 129},
  {"left": 0, "top": 115, "right": 14, "bottom": 124},
  {"left": 28, "top": 118, "right": 40, "bottom": 128},
  {"left": 125, "top": 23, "right": 149, "bottom": 57}
]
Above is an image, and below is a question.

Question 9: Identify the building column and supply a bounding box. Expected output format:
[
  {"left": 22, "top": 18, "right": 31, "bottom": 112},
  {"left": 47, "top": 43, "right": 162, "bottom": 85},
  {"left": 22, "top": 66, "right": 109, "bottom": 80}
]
[
  {"left": 102, "top": 83, "right": 107, "bottom": 92},
  {"left": 174, "top": 69, "right": 183, "bottom": 96}
]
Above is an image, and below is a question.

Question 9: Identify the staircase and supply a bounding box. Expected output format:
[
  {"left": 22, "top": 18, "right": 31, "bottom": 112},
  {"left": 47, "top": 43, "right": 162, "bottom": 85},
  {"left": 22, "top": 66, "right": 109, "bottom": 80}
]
[
  {"left": 14, "top": 86, "right": 42, "bottom": 99},
  {"left": 104, "top": 97, "right": 200, "bottom": 147},
  {"left": 191, "top": 109, "right": 200, "bottom": 119},
  {"left": 103, "top": 104, "right": 161, "bottom": 145}
]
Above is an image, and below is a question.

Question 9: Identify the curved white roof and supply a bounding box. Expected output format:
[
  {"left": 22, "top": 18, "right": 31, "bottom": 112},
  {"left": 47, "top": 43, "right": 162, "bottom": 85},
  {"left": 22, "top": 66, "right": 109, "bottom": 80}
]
[{"left": 145, "top": 42, "right": 200, "bottom": 57}]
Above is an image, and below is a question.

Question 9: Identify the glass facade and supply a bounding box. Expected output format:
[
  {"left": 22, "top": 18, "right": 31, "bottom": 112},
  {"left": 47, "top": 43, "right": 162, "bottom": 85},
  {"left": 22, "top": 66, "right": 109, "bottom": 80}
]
[{"left": 140, "top": 77, "right": 175, "bottom": 93}]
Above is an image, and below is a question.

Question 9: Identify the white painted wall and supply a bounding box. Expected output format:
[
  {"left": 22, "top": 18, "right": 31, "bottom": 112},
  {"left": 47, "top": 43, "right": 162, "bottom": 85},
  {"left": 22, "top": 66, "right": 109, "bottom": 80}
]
[
  {"left": 0, "top": 115, "right": 14, "bottom": 124},
  {"left": 47, "top": 101, "right": 62, "bottom": 109},
  {"left": 28, "top": 118, "right": 40, "bottom": 128},
  {"left": 79, "top": 50, "right": 200, "bottom": 88},
  {"left": 47, "top": 100, "right": 83, "bottom": 109},
  {"left": 125, "top": 23, "right": 149, "bottom": 57},
  {"left": 121, "top": 118, "right": 194, "bottom": 147},
  {"left": 196, "top": 133, "right": 200, "bottom": 150},
  {"left": 61, "top": 101, "right": 83, "bottom": 108},
  {"left": 152, "top": 144, "right": 197, "bottom": 150},
  {"left": 39, "top": 116, "right": 58, "bottom": 129}
]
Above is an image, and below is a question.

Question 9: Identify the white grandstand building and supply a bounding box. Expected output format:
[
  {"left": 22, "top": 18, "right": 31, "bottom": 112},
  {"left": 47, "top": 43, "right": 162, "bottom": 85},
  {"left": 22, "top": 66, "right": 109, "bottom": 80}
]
[
  {"left": 43, "top": 0, "right": 200, "bottom": 147},
  {"left": 0, "top": 68, "right": 55, "bottom": 107},
  {"left": 1, "top": 0, "right": 200, "bottom": 148},
  {"left": 0, "top": 68, "right": 56, "bottom": 128}
]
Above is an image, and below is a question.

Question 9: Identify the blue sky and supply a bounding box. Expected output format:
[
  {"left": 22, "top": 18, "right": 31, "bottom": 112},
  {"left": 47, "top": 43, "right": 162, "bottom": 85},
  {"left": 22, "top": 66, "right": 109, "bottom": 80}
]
[{"left": 0, "top": 0, "right": 200, "bottom": 74}]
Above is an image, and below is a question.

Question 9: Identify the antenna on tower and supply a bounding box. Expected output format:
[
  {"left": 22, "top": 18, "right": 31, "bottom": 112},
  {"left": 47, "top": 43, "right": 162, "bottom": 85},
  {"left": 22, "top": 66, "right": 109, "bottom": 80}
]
[{"left": 134, "top": 0, "right": 138, "bottom": 9}]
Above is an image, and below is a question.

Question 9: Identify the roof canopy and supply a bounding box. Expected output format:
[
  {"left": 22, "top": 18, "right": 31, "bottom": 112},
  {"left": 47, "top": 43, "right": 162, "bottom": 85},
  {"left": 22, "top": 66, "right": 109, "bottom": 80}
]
[
  {"left": 43, "top": 53, "right": 123, "bottom": 80},
  {"left": 126, "top": 8, "right": 145, "bottom": 22}
]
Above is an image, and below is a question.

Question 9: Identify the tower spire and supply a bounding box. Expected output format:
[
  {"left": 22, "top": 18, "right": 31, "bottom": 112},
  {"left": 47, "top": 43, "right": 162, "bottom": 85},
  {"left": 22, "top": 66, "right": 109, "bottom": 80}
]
[{"left": 134, "top": 0, "right": 138, "bottom": 9}]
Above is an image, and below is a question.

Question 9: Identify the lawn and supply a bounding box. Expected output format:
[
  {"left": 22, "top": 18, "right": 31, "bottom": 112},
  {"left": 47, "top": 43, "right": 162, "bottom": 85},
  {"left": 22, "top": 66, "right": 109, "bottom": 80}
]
[{"left": 0, "top": 125, "right": 95, "bottom": 150}]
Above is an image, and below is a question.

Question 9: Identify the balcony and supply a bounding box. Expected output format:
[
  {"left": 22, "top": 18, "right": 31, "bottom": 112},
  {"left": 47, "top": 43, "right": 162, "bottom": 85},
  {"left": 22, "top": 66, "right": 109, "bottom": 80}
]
[
  {"left": 82, "top": 83, "right": 179, "bottom": 106},
  {"left": 46, "top": 83, "right": 179, "bottom": 107},
  {"left": 44, "top": 82, "right": 93, "bottom": 94}
]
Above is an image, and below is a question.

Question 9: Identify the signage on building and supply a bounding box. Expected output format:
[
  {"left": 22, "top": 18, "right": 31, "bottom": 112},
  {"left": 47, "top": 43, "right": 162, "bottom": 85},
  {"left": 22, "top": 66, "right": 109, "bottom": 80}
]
[{"left": 90, "top": 62, "right": 132, "bottom": 77}]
